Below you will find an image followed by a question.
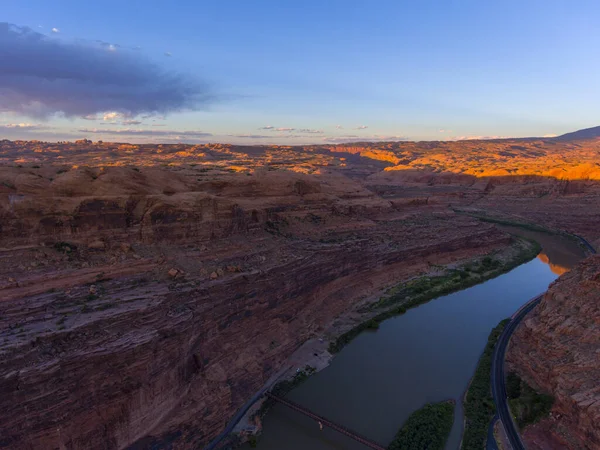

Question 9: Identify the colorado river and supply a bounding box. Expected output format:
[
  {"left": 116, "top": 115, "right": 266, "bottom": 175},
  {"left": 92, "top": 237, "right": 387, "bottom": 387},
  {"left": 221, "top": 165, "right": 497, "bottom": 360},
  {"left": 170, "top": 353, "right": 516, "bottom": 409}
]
[{"left": 249, "top": 229, "right": 587, "bottom": 450}]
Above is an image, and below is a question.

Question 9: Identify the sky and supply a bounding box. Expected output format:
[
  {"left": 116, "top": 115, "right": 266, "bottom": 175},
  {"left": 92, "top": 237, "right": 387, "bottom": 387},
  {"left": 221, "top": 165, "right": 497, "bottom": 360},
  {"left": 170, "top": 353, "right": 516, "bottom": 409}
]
[{"left": 2, "top": 0, "right": 600, "bottom": 145}]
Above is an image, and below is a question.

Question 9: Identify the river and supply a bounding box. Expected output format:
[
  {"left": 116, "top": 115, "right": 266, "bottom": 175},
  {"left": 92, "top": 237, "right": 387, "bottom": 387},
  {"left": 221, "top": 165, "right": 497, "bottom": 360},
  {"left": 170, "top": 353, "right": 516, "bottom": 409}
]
[{"left": 248, "top": 229, "right": 587, "bottom": 450}]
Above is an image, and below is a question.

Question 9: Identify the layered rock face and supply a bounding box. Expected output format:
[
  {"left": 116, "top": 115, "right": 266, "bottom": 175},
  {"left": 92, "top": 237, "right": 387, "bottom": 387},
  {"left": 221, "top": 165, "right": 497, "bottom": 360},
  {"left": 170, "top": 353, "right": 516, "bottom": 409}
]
[
  {"left": 507, "top": 255, "right": 600, "bottom": 449},
  {"left": 1, "top": 137, "right": 600, "bottom": 449},
  {"left": 0, "top": 164, "right": 509, "bottom": 449}
]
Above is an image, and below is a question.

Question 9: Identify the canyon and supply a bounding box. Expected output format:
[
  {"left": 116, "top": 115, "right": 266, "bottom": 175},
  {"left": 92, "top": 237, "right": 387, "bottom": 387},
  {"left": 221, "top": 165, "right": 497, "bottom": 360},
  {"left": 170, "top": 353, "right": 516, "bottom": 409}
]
[
  {"left": 507, "top": 255, "right": 600, "bottom": 449},
  {"left": 1, "top": 135, "right": 600, "bottom": 449}
]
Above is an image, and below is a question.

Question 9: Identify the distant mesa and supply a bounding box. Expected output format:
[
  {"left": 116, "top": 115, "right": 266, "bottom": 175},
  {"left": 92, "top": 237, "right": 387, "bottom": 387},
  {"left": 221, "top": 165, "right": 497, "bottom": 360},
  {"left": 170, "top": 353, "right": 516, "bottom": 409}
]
[{"left": 555, "top": 125, "right": 600, "bottom": 141}]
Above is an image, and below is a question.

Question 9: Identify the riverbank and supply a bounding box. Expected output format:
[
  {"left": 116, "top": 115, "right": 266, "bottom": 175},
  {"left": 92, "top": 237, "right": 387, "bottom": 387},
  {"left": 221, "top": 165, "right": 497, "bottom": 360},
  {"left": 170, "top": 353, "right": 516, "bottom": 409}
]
[
  {"left": 329, "top": 237, "right": 540, "bottom": 353},
  {"left": 230, "top": 237, "right": 540, "bottom": 447},
  {"left": 462, "top": 319, "right": 509, "bottom": 450}
]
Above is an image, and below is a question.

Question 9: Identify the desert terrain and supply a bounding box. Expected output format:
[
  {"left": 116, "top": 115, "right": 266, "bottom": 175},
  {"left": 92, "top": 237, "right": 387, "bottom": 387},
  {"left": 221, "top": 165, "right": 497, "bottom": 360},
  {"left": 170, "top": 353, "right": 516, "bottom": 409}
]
[{"left": 1, "top": 134, "right": 600, "bottom": 448}]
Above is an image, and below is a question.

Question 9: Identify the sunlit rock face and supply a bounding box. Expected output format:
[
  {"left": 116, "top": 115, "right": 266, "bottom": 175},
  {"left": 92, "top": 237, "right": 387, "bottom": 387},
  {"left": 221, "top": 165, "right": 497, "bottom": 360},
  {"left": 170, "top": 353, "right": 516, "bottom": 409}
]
[{"left": 507, "top": 255, "right": 600, "bottom": 450}]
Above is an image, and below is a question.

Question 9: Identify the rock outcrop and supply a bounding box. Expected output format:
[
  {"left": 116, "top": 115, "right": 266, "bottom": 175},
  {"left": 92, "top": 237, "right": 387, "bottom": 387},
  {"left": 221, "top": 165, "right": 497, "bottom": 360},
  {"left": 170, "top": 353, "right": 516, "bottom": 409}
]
[{"left": 507, "top": 255, "right": 600, "bottom": 449}]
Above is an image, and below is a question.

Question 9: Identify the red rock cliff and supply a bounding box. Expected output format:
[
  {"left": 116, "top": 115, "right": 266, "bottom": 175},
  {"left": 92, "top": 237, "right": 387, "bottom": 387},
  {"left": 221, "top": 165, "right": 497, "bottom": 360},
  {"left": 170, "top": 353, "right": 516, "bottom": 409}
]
[{"left": 507, "top": 255, "right": 600, "bottom": 449}]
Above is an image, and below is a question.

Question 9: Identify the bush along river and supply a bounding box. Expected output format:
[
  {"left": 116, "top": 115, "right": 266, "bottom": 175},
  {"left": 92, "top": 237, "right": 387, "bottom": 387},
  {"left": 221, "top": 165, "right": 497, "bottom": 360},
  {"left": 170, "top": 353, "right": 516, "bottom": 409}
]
[{"left": 246, "top": 228, "right": 588, "bottom": 450}]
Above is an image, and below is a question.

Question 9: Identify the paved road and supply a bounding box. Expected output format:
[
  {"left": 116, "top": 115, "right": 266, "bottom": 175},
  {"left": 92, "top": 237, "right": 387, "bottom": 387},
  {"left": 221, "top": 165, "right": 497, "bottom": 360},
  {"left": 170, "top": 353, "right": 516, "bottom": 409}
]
[
  {"left": 489, "top": 233, "right": 596, "bottom": 450},
  {"left": 204, "top": 366, "right": 291, "bottom": 450},
  {"left": 572, "top": 233, "right": 597, "bottom": 255},
  {"left": 486, "top": 414, "right": 500, "bottom": 450},
  {"left": 491, "top": 294, "right": 543, "bottom": 450}
]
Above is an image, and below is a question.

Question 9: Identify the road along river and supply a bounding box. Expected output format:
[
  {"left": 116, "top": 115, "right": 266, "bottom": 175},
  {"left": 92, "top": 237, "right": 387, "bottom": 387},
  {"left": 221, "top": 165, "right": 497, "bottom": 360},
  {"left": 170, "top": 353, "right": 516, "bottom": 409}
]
[{"left": 248, "top": 229, "right": 587, "bottom": 450}]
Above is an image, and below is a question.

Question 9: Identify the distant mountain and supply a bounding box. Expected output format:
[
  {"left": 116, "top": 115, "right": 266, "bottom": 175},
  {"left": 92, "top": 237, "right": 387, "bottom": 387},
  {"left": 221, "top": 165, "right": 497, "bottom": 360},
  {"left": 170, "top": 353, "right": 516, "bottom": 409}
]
[{"left": 555, "top": 125, "right": 600, "bottom": 141}]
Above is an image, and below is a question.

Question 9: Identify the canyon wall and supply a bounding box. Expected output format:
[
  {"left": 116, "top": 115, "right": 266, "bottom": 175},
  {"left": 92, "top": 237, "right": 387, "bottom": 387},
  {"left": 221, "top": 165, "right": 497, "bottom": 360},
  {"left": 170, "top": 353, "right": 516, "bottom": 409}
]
[
  {"left": 0, "top": 166, "right": 509, "bottom": 449},
  {"left": 507, "top": 255, "right": 600, "bottom": 449}
]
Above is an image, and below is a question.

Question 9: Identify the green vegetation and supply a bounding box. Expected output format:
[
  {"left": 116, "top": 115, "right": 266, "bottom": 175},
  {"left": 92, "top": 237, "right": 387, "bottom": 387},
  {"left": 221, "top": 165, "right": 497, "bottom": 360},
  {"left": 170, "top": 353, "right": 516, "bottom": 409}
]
[
  {"left": 461, "top": 319, "right": 509, "bottom": 450},
  {"left": 257, "top": 365, "right": 317, "bottom": 418},
  {"left": 387, "top": 400, "right": 454, "bottom": 450},
  {"left": 247, "top": 435, "right": 258, "bottom": 448},
  {"left": 476, "top": 216, "right": 554, "bottom": 234},
  {"left": 1, "top": 181, "right": 15, "bottom": 190},
  {"left": 506, "top": 372, "right": 554, "bottom": 428},
  {"left": 54, "top": 241, "right": 78, "bottom": 254},
  {"left": 329, "top": 239, "right": 539, "bottom": 353}
]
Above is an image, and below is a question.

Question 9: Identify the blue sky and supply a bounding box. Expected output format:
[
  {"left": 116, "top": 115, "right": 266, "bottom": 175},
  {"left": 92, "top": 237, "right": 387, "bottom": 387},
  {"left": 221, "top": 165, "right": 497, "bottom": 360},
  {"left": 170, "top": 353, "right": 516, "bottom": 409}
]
[{"left": 2, "top": 0, "right": 600, "bottom": 144}]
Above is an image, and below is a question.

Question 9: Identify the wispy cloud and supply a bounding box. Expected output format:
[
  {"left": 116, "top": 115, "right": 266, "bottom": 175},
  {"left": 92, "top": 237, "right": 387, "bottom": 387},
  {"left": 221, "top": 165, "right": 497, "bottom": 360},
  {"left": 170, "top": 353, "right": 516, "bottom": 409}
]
[
  {"left": 353, "top": 125, "right": 368, "bottom": 130},
  {"left": 122, "top": 119, "right": 142, "bottom": 125},
  {"left": 51, "top": 27, "right": 59, "bottom": 33},
  {"left": 0, "top": 122, "right": 48, "bottom": 131},
  {"left": 275, "top": 127, "right": 295, "bottom": 132},
  {"left": 335, "top": 125, "right": 343, "bottom": 129},
  {"left": 164, "top": 52, "right": 172, "bottom": 57},
  {"left": 297, "top": 128, "right": 324, "bottom": 134},
  {"left": 228, "top": 134, "right": 274, "bottom": 139},
  {"left": 543, "top": 133, "right": 557, "bottom": 138},
  {"left": 0, "top": 22, "right": 214, "bottom": 118},
  {"left": 323, "top": 134, "right": 407, "bottom": 143},
  {"left": 259, "top": 125, "right": 274, "bottom": 130},
  {"left": 451, "top": 135, "right": 509, "bottom": 141},
  {"left": 78, "top": 128, "right": 212, "bottom": 137}
]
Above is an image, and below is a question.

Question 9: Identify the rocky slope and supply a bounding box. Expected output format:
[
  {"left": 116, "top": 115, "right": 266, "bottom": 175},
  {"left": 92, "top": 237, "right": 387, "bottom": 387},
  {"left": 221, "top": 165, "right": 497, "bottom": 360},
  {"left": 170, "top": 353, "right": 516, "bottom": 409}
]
[
  {"left": 507, "top": 255, "right": 600, "bottom": 449},
  {"left": 1, "top": 137, "right": 600, "bottom": 449}
]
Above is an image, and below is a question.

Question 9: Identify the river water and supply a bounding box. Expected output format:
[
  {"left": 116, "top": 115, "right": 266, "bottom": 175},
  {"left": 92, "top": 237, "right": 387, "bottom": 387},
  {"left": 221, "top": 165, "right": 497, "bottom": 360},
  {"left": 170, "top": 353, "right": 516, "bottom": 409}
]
[{"left": 249, "top": 229, "right": 587, "bottom": 450}]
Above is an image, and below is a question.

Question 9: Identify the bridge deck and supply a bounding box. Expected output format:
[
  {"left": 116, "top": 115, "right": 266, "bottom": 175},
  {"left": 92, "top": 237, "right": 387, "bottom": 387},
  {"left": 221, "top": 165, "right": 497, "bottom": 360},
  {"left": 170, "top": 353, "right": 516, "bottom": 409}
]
[{"left": 266, "top": 393, "right": 387, "bottom": 450}]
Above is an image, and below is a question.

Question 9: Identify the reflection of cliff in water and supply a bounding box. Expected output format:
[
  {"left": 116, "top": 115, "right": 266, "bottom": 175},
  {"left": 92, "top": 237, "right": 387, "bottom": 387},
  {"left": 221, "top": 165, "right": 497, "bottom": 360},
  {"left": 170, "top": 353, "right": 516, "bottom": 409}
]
[
  {"left": 496, "top": 225, "right": 587, "bottom": 273},
  {"left": 537, "top": 252, "right": 569, "bottom": 275}
]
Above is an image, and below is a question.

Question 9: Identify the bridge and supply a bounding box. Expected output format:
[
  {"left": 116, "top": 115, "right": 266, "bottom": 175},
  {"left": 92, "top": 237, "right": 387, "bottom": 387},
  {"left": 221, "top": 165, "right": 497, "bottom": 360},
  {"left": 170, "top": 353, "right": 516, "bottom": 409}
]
[{"left": 266, "top": 393, "right": 387, "bottom": 450}]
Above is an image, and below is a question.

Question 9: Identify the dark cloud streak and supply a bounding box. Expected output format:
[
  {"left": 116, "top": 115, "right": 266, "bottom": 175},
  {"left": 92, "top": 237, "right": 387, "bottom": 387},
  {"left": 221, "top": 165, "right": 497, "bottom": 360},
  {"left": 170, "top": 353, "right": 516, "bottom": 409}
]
[{"left": 0, "top": 23, "right": 214, "bottom": 118}]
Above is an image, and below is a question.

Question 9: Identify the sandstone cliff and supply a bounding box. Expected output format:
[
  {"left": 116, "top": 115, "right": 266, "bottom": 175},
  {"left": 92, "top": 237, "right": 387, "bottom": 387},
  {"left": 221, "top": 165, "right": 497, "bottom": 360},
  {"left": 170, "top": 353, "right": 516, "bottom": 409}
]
[
  {"left": 0, "top": 164, "right": 510, "bottom": 449},
  {"left": 507, "top": 255, "right": 600, "bottom": 449}
]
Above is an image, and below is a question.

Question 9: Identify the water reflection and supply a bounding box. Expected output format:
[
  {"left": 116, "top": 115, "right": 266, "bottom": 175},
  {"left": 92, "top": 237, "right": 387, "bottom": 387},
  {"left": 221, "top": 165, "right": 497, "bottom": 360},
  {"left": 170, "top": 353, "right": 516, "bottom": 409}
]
[
  {"left": 537, "top": 253, "right": 569, "bottom": 275},
  {"left": 249, "top": 229, "right": 588, "bottom": 450}
]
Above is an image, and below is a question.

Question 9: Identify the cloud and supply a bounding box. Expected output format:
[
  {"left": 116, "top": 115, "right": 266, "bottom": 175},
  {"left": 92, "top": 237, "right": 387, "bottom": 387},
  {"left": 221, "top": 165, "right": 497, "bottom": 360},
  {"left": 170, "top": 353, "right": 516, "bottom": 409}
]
[
  {"left": 543, "top": 133, "right": 557, "bottom": 138},
  {"left": 122, "top": 119, "right": 142, "bottom": 125},
  {"left": 323, "top": 134, "right": 407, "bottom": 143},
  {"left": 259, "top": 125, "right": 274, "bottom": 130},
  {"left": 82, "top": 114, "right": 98, "bottom": 120},
  {"left": 78, "top": 128, "right": 212, "bottom": 137},
  {"left": 275, "top": 127, "right": 295, "bottom": 132},
  {"left": 353, "top": 125, "right": 368, "bottom": 130},
  {"left": 0, "top": 23, "right": 214, "bottom": 118},
  {"left": 335, "top": 125, "right": 343, "bottom": 129},
  {"left": 451, "top": 135, "right": 509, "bottom": 141},
  {"left": 228, "top": 134, "right": 273, "bottom": 139},
  {"left": 0, "top": 122, "right": 48, "bottom": 131},
  {"left": 297, "top": 128, "right": 324, "bottom": 134},
  {"left": 103, "top": 112, "right": 123, "bottom": 121},
  {"left": 51, "top": 27, "right": 59, "bottom": 33},
  {"left": 164, "top": 52, "right": 172, "bottom": 57}
]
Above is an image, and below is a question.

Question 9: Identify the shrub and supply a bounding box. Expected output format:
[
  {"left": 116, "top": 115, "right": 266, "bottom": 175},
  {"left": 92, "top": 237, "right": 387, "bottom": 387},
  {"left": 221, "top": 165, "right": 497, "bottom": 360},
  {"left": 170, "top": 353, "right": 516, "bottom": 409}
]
[
  {"left": 507, "top": 373, "right": 554, "bottom": 428},
  {"left": 461, "top": 319, "right": 509, "bottom": 450},
  {"left": 54, "top": 241, "right": 77, "bottom": 254},
  {"left": 388, "top": 401, "right": 454, "bottom": 450}
]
